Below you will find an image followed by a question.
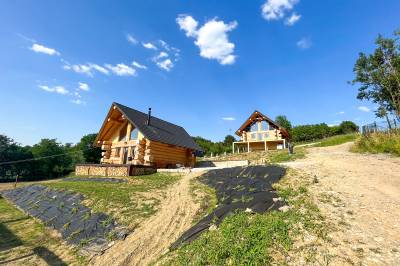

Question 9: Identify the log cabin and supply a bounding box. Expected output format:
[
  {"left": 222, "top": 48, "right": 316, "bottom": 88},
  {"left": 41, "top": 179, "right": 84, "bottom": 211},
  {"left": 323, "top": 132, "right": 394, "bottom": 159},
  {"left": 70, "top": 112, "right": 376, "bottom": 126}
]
[
  {"left": 232, "top": 110, "right": 290, "bottom": 153},
  {"left": 94, "top": 102, "right": 202, "bottom": 168}
]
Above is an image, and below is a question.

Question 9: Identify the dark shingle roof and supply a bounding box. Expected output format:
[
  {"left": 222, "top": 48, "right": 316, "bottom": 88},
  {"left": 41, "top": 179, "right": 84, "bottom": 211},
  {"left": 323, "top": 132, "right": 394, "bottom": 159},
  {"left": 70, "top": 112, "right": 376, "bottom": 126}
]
[{"left": 114, "top": 102, "right": 202, "bottom": 151}]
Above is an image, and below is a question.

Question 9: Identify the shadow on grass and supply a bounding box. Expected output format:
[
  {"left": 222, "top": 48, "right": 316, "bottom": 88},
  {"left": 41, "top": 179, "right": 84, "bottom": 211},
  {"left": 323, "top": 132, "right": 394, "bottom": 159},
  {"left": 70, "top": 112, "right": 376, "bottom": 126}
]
[
  {"left": 0, "top": 215, "right": 67, "bottom": 265},
  {"left": 171, "top": 165, "right": 286, "bottom": 249}
]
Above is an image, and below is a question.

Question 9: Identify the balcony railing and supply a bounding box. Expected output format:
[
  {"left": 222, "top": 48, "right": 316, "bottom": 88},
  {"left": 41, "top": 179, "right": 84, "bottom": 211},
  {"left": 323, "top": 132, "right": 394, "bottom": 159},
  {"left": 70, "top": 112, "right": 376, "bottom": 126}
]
[{"left": 241, "top": 130, "right": 282, "bottom": 142}]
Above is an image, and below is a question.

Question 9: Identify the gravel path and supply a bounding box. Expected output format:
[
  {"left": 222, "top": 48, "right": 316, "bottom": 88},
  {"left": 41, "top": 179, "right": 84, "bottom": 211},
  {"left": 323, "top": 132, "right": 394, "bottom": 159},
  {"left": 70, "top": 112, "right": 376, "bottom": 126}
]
[
  {"left": 90, "top": 172, "right": 203, "bottom": 266},
  {"left": 282, "top": 142, "right": 400, "bottom": 265}
]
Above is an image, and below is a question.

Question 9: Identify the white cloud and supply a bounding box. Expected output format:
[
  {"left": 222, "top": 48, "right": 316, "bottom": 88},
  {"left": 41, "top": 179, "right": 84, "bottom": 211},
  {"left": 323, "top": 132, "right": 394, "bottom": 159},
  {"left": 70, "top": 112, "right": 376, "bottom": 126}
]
[
  {"left": 261, "top": 0, "right": 299, "bottom": 20},
  {"left": 89, "top": 64, "right": 109, "bottom": 75},
  {"left": 177, "top": 15, "right": 199, "bottom": 37},
  {"left": 71, "top": 99, "right": 86, "bottom": 105},
  {"left": 156, "top": 59, "right": 174, "bottom": 71},
  {"left": 142, "top": 42, "right": 158, "bottom": 50},
  {"left": 177, "top": 15, "right": 238, "bottom": 65},
  {"left": 358, "top": 106, "right": 370, "bottom": 112},
  {"left": 126, "top": 34, "right": 138, "bottom": 45},
  {"left": 105, "top": 63, "right": 136, "bottom": 76},
  {"left": 78, "top": 82, "right": 89, "bottom": 91},
  {"left": 30, "top": 43, "right": 60, "bottom": 56},
  {"left": 156, "top": 51, "right": 169, "bottom": 59},
  {"left": 39, "top": 85, "right": 69, "bottom": 95},
  {"left": 132, "top": 61, "right": 147, "bottom": 69},
  {"left": 222, "top": 117, "right": 236, "bottom": 121},
  {"left": 285, "top": 12, "right": 301, "bottom": 26},
  {"left": 337, "top": 111, "right": 345, "bottom": 115},
  {"left": 297, "top": 37, "right": 312, "bottom": 49},
  {"left": 63, "top": 63, "right": 109, "bottom": 76}
]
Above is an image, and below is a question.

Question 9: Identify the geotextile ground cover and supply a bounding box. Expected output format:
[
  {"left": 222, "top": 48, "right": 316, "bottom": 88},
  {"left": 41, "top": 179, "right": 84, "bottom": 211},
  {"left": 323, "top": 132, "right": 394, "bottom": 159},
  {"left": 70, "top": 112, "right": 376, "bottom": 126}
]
[
  {"left": 171, "top": 166, "right": 287, "bottom": 248},
  {"left": 1, "top": 185, "right": 127, "bottom": 255}
]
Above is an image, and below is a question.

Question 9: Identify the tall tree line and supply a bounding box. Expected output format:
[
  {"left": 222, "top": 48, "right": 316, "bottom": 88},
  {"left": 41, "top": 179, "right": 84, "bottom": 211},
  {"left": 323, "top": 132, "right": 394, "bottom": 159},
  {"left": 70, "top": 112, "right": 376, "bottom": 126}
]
[{"left": 0, "top": 134, "right": 101, "bottom": 182}]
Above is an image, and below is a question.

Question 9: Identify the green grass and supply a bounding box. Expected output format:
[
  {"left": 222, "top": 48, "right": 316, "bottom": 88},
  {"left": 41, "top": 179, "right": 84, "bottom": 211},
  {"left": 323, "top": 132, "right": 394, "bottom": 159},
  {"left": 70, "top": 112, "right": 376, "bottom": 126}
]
[
  {"left": 189, "top": 178, "right": 218, "bottom": 223},
  {"left": 268, "top": 148, "right": 306, "bottom": 163},
  {"left": 42, "top": 172, "right": 181, "bottom": 229},
  {"left": 312, "top": 133, "right": 357, "bottom": 147},
  {"left": 0, "top": 196, "right": 85, "bottom": 265},
  {"left": 163, "top": 170, "right": 327, "bottom": 265},
  {"left": 351, "top": 131, "right": 400, "bottom": 156}
]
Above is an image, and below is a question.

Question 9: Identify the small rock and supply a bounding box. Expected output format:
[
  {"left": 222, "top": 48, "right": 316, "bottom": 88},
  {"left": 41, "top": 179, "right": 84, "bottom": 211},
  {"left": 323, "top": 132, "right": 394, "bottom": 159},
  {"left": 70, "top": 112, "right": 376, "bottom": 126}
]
[
  {"left": 209, "top": 224, "right": 217, "bottom": 231},
  {"left": 272, "top": 197, "right": 282, "bottom": 202},
  {"left": 279, "top": 205, "right": 291, "bottom": 212},
  {"left": 245, "top": 208, "right": 253, "bottom": 213}
]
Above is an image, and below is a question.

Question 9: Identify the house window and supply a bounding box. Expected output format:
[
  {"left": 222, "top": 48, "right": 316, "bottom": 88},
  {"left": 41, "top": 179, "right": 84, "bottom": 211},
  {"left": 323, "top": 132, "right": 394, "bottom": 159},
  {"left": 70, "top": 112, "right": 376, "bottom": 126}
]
[
  {"left": 115, "top": 148, "right": 121, "bottom": 157},
  {"left": 250, "top": 123, "right": 258, "bottom": 132},
  {"left": 119, "top": 124, "right": 127, "bottom": 141},
  {"left": 261, "top": 121, "right": 268, "bottom": 131},
  {"left": 251, "top": 133, "right": 256, "bottom": 140},
  {"left": 130, "top": 128, "right": 138, "bottom": 140},
  {"left": 263, "top": 132, "right": 270, "bottom": 139},
  {"left": 257, "top": 133, "right": 263, "bottom": 140}
]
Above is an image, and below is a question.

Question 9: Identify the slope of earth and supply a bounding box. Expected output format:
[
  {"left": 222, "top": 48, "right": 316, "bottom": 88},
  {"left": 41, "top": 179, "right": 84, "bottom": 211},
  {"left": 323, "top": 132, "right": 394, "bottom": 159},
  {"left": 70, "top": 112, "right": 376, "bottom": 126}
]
[
  {"left": 89, "top": 172, "right": 204, "bottom": 266},
  {"left": 282, "top": 142, "right": 400, "bottom": 265}
]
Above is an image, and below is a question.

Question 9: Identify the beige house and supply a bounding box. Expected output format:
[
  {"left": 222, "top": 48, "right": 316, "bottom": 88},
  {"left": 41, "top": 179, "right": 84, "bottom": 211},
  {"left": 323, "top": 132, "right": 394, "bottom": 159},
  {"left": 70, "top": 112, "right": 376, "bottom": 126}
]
[
  {"left": 232, "top": 110, "right": 290, "bottom": 153},
  {"left": 94, "top": 102, "right": 202, "bottom": 168}
]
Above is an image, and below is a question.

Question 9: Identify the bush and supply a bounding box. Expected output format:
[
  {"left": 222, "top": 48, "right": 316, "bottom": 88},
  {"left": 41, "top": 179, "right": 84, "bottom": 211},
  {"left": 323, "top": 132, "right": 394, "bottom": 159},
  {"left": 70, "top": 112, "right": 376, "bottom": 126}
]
[{"left": 351, "top": 131, "right": 400, "bottom": 156}]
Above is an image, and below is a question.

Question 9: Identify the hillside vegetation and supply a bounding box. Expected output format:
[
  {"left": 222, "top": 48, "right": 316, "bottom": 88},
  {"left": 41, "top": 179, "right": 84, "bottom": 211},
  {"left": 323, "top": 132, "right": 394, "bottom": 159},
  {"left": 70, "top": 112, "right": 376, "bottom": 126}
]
[{"left": 351, "top": 131, "right": 400, "bottom": 156}]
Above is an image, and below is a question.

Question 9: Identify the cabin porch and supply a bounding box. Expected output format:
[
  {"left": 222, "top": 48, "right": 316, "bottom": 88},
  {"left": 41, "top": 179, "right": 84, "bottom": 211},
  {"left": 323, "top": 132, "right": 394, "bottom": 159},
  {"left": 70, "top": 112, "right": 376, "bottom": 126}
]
[{"left": 232, "top": 139, "right": 287, "bottom": 153}]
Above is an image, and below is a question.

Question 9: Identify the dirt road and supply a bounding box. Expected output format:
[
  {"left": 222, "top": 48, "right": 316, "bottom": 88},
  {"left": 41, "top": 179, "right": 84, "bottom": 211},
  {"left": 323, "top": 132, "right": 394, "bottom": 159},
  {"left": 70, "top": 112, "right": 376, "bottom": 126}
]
[
  {"left": 90, "top": 171, "right": 203, "bottom": 266},
  {"left": 283, "top": 143, "right": 400, "bottom": 265}
]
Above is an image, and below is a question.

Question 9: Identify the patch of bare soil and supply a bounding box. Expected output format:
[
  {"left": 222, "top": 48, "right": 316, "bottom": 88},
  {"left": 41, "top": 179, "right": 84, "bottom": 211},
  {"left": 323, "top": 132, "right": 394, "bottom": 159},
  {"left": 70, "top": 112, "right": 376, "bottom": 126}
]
[
  {"left": 282, "top": 142, "right": 400, "bottom": 265},
  {"left": 89, "top": 171, "right": 204, "bottom": 266}
]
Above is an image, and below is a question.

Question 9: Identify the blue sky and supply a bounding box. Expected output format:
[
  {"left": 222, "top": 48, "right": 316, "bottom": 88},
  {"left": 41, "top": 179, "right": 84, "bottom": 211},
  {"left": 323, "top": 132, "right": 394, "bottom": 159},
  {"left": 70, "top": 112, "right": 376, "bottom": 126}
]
[{"left": 0, "top": 0, "right": 399, "bottom": 145}]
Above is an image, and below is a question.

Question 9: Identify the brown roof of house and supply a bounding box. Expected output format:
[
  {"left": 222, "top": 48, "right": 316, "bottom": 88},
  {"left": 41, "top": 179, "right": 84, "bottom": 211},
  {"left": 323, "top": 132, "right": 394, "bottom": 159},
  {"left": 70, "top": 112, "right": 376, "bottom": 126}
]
[{"left": 235, "top": 110, "right": 290, "bottom": 139}]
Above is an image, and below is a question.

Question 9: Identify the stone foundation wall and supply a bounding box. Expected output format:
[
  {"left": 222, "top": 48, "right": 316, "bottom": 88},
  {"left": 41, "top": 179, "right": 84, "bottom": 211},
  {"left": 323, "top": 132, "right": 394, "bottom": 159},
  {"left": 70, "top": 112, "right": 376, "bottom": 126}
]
[{"left": 75, "top": 164, "right": 156, "bottom": 177}]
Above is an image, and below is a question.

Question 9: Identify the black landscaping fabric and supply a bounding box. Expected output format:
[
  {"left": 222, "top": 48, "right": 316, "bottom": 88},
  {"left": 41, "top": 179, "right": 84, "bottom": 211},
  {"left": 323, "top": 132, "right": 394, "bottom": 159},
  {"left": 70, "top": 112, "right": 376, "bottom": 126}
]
[
  {"left": 1, "top": 185, "right": 128, "bottom": 254},
  {"left": 171, "top": 166, "right": 286, "bottom": 249},
  {"left": 62, "top": 177, "right": 127, "bottom": 183}
]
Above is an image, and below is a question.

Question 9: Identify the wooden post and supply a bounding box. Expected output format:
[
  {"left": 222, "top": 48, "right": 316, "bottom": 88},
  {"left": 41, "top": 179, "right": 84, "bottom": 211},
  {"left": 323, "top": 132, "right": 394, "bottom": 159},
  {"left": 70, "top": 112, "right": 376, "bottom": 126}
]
[
  {"left": 247, "top": 142, "right": 250, "bottom": 153},
  {"left": 283, "top": 139, "right": 286, "bottom": 149},
  {"left": 264, "top": 141, "right": 267, "bottom": 151},
  {"left": 232, "top": 142, "right": 235, "bottom": 154},
  {"left": 14, "top": 174, "right": 19, "bottom": 188},
  {"left": 126, "top": 123, "right": 132, "bottom": 141}
]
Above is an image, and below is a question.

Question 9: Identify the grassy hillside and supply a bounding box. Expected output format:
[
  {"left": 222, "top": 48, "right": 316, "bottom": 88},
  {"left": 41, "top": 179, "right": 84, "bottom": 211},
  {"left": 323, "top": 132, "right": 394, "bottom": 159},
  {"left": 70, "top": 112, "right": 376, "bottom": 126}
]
[
  {"left": 313, "top": 133, "right": 357, "bottom": 147},
  {"left": 42, "top": 173, "right": 180, "bottom": 229},
  {"left": 351, "top": 131, "right": 400, "bottom": 156},
  {"left": 163, "top": 169, "right": 328, "bottom": 265}
]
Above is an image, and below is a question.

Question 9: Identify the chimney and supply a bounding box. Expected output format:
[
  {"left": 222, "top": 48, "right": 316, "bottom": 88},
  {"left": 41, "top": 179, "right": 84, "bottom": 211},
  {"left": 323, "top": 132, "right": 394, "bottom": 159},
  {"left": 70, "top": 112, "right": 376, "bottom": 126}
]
[{"left": 147, "top": 108, "right": 152, "bottom": 125}]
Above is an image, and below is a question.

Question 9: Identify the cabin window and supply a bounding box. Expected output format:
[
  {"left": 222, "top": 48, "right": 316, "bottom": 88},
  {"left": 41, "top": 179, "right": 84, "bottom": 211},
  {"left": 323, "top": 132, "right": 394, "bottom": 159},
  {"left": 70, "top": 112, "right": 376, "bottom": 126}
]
[
  {"left": 251, "top": 133, "right": 257, "bottom": 140},
  {"left": 261, "top": 121, "right": 268, "bottom": 131},
  {"left": 250, "top": 123, "right": 258, "bottom": 132},
  {"left": 257, "top": 133, "right": 263, "bottom": 140},
  {"left": 263, "top": 132, "right": 270, "bottom": 139},
  {"left": 130, "top": 128, "right": 138, "bottom": 140},
  {"left": 115, "top": 148, "right": 121, "bottom": 157},
  {"left": 119, "top": 124, "right": 128, "bottom": 141}
]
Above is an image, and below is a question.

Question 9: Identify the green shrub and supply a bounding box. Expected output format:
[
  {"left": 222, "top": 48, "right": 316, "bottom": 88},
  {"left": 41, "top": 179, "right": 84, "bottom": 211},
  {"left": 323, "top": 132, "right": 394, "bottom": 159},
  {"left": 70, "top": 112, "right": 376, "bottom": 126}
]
[{"left": 351, "top": 131, "right": 400, "bottom": 156}]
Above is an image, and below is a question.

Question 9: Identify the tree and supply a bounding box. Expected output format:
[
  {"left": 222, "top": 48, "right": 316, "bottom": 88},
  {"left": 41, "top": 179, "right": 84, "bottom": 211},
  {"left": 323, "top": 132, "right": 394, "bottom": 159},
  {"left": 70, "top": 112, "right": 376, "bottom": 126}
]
[
  {"left": 338, "top": 121, "right": 359, "bottom": 134},
  {"left": 275, "top": 115, "right": 292, "bottom": 132},
  {"left": 352, "top": 30, "right": 400, "bottom": 119},
  {"left": 223, "top": 135, "right": 236, "bottom": 147},
  {"left": 30, "top": 139, "right": 71, "bottom": 179},
  {"left": 76, "top": 134, "right": 102, "bottom": 163},
  {"left": 0, "top": 135, "right": 34, "bottom": 181}
]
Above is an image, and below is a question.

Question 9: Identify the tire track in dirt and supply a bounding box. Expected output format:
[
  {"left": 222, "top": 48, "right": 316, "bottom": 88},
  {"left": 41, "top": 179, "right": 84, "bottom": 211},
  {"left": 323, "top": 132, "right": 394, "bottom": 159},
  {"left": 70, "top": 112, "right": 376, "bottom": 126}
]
[{"left": 90, "top": 171, "right": 203, "bottom": 266}]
